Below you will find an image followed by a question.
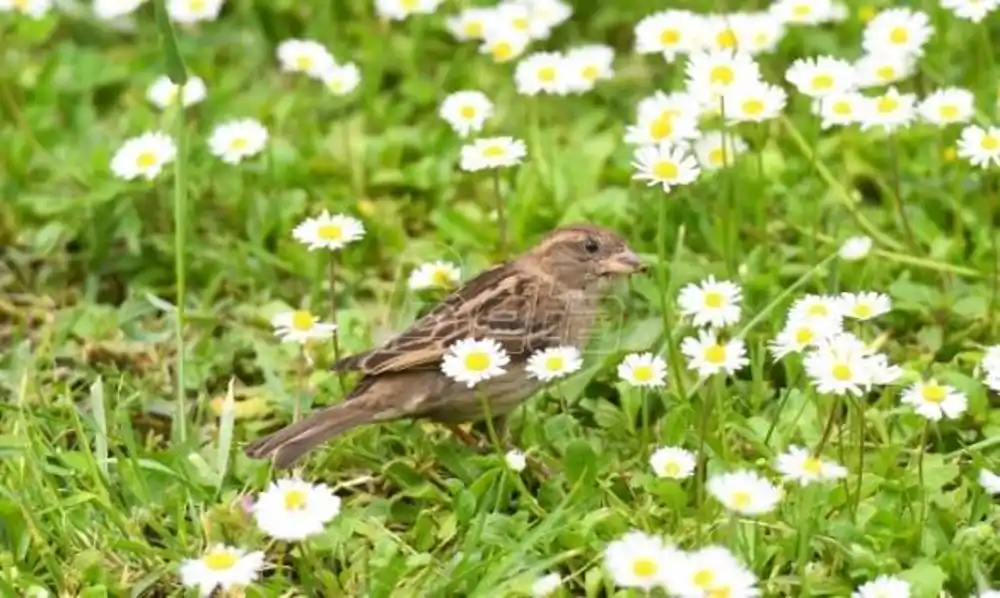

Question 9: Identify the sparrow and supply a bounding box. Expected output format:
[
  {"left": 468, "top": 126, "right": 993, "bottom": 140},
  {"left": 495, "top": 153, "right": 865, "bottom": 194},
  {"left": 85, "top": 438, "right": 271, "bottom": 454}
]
[{"left": 245, "top": 225, "right": 645, "bottom": 468}]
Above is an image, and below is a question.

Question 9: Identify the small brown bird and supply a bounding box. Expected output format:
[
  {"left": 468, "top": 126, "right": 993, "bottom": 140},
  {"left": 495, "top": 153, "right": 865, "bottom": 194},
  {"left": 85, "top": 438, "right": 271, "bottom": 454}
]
[{"left": 245, "top": 225, "right": 645, "bottom": 468}]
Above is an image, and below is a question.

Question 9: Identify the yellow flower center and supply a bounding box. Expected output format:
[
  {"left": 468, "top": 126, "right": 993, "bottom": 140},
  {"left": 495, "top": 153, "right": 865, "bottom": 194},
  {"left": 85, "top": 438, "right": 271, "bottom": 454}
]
[
  {"left": 832, "top": 100, "right": 852, "bottom": 115},
  {"left": 832, "top": 363, "right": 852, "bottom": 381},
  {"left": 400, "top": 0, "right": 419, "bottom": 10},
  {"left": 545, "top": 356, "right": 565, "bottom": 372},
  {"left": 464, "top": 352, "right": 490, "bottom": 372},
  {"left": 633, "top": 365, "right": 653, "bottom": 382},
  {"left": 202, "top": 550, "right": 237, "bottom": 571},
  {"left": 704, "top": 291, "right": 724, "bottom": 308},
  {"left": 317, "top": 224, "right": 343, "bottom": 241},
  {"left": 229, "top": 137, "right": 248, "bottom": 151},
  {"left": 742, "top": 99, "right": 765, "bottom": 116},
  {"left": 163, "top": 85, "right": 180, "bottom": 102},
  {"left": 136, "top": 152, "right": 157, "bottom": 168},
  {"left": 463, "top": 21, "right": 483, "bottom": 38},
  {"left": 921, "top": 384, "right": 946, "bottom": 404},
  {"left": 492, "top": 42, "right": 513, "bottom": 61},
  {"left": 581, "top": 65, "right": 599, "bottom": 81},
  {"left": 482, "top": 145, "right": 506, "bottom": 158},
  {"left": 189, "top": 0, "right": 206, "bottom": 11},
  {"left": 716, "top": 29, "right": 737, "bottom": 49},
  {"left": 513, "top": 17, "right": 529, "bottom": 30},
  {"left": 811, "top": 74, "right": 834, "bottom": 91},
  {"left": 708, "top": 148, "right": 725, "bottom": 166},
  {"left": 794, "top": 327, "right": 814, "bottom": 345},
  {"left": 653, "top": 160, "right": 678, "bottom": 180},
  {"left": 296, "top": 55, "right": 313, "bottom": 71},
  {"left": 889, "top": 26, "right": 909, "bottom": 44},
  {"left": 876, "top": 96, "right": 899, "bottom": 114},
  {"left": 537, "top": 66, "right": 557, "bottom": 82},
  {"left": 802, "top": 457, "right": 823, "bottom": 475},
  {"left": 328, "top": 79, "right": 345, "bottom": 93},
  {"left": 13, "top": 0, "right": 27, "bottom": 8},
  {"left": 731, "top": 491, "right": 752, "bottom": 508},
  {"left": 431, "top": 269, "right": 453, "bottom": 286},
  {"left": 942, "top": 146, "right": 958, "bottom": 161},
  {"left": 939, "top": 105, "right": 959, "bottom": 120},
  {"left": 649, "top": 114, "right": 674, "bottom": 141},
  {"left": 632, "top": 557, "right": 658, "bottom": 578},
  {"left": 807, "top": 304, "right": 829, "bottom": 316},
  {"left": 852, "top": 303, "right": 873, "bottom": 318},
  {"left": 704, "top": 344, "right": 726, "bottom": 364},
  {"left": 660, "top": 28, "right": 681, "bottom": 45},
  {"left": 792, "top": 3, "right": 811, "bottom": 16},
  {"left": 693, "top": 569, "right": 716, "bottom": 588},
  {"left": 709, "top": 66, "right": 734, "bottom": 85},
  {"left": 876, "top": 66, "right": 896, "bottom": 82},
  {"left": 290, "top": 310, "right": 315, "bottom": 331},
  {"left": 708, "top": 587, "right": 733, "bottom": 598},
  {"left": 981, "top": 135, "right": 1000, "bottom": 151},
  {"left": 283, "top": 489, "right": 308, "bottom": 510},
  {"left": 663, "top": 462, "right": 681, "bottom": 477},
  {"left": 460, "top": 105, "right": 476, "bottom": 119}
]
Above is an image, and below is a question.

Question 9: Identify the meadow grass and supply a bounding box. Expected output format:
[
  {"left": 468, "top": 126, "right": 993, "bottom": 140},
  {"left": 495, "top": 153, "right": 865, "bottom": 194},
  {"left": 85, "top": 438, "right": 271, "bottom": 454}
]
[{"left": 2, "top": 0, "right": 1000, "bottom": 596}]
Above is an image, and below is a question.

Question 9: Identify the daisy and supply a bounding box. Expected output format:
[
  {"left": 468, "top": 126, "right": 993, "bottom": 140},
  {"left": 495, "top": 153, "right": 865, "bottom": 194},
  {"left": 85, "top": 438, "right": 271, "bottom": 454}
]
[
  {"left": 439, "top": 91, "right": 494, "bottom": 137},
  {"left": 957, "top": 125, "right": 1000, "bottom": 168},
  {"left": 526, "top": 346, "right": 583, "bottom": 382},
  {"left": 739, "top": 12, "right": 786, "bottom": 55},
  {"left": 769, "top": 316, "right": 843, "bottom": 359},
  {"left": 775, "top": 445, "right": 848, "bottom": 485},
  {"left": 918, "top": 87, "right": 975, "bottom": 126},
  {"left": 853, "top": 575, "right": 911, "bottom": 598},
  {"left": 375, "top": 0, "right": 442, "bottom": 21},
  {"left": 859, "top": 87, "right": 917, "bottom": 132},
  {"left": 94, "top": 0, "right": 145, "bottom": 20},
  {"left": 631, "top": 143, "right": 701, "bottom": 192},
  {"left": 531, "top": 573, "right": 561, "bottom": 597},
  {"left": 677, "top": 275, "right": 742, "bottom": 328},
  {"left": 691, "top": 130, "right": 749, "bottom": 170},
  {"left": 707, "top": 470, "right": 782, "bottom": 515},
  {"left": 854, "top": 53, "right": 915, "bottom": 89},
  {"left": 167, "top": 0, "right": 224, "bottom": 24},
  {"left": 979, "top": 469, "right": 1000, "bottom": 494},
  {"left": 441, "top": 338, "right": 511, "bottom": 388},
  {"left": 672, "top": 546, "right": 760, "bottom": 597},
  {"left": 564, "top": 44, "right": 614, "bottom": 93},
  {"left": 320, "top": 62, "right": 361, "bottom": 96},
  {"left": 787, "top": 294, "right": 843, "bottom": 325},
  {"left": 803, "top": 333, "right": 874, "bottom": 396},
  {"left": 522, "top": 0, "right": 572, "bottom": 32},
  {"left": 618, "top": 353, "right": 668, "bottom": 388},
  {"left": 685, "top": 49, "right": 762, "bottom": 102},
  {"left": 680, "top": 331, "right": 749, "bottom": 377},
  {"left": 868, "top": 353, "right": 904, "bottom": 386},
  {"left": 514, "top": 52, "right": 572, "bottom": 96},
  {"left": 633, "top": 10, "right": 704, "bottom": 60},
  {"left": 862, "top": 8, "right": 933, "bottom": 58},
  {"left": 409, "top": 261, "right": 461, "bottom": 290},
  {"left": 817, "top": 91, "right": 866, "bottom": 129},
  {"left": 496, "top": 1, "right": 552, "bottom": 40},
  {"left": 941, "top": 0, "right": 999, "bottom": 22},
  {"left": 276, "top": 39, "right": 336, "bottom": 77},
  {"left": 624, "top": 100, "right": 701, "bottom": 147},
  {"left": 702, "top": 13, "right": 749, "bottom": 52},
  {"left": 446, "top": 7, "right": 495, "bottom": 41},
  {"left": 723, "top": 80, "right": 788, "bottom": 123},
  {"left": 271, "top": 310, "right": 337, "bottom": 344},
  {"left": 252, "top": 478, "right": 341, "bottom": 541},
  {"left": 839, "top": 236, "right": 873, "bottom": 260},
  {"left": 603, "top": 531, "right": 682, "bottom": 590},
  {"left": 785, "top": 56, "right": 857, "bottom": 98},
  {"left": 649, "top": 446, "right": 696, "bottom": 479},
  {"left": 110, "top": 131, "right": 176, "bottom": 181},
  {"left": 459, "top": 137, "right": 527, "bottom": 171},
  {"left": 2, "top": 0, "right": 51, "bottom": 18},
  {"left": 208, "top": 118, "right": 268, "bottom": 164},
  {"left": 179, "top": 545, "right": 265, "bottom": 597},
  {"left": 291, "top": 211, "right": 365, "bottom": 251},
  {"left": 769, "top": 0, "right": 835, "bottom": 25},
  {"left": 839, "top": 291, "right": 891, "bottom": 320},
  {"left": 146, "top": 75, "right": 207, "bottom": 109},
  {"left": 480, "top": 25, "right": 531, "bottom": 63},
  {"left": 505, "top": 449, "right": 527, "bottom": 472},
  {"left": 901, "top": 379, "right": 968, "bottom": 421}
]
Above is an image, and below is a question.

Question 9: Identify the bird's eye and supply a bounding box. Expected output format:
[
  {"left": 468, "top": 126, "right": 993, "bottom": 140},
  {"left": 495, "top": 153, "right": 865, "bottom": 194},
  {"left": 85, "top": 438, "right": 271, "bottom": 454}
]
[{"left": 583, "top": 238, "right": 600, "bottom": 254}]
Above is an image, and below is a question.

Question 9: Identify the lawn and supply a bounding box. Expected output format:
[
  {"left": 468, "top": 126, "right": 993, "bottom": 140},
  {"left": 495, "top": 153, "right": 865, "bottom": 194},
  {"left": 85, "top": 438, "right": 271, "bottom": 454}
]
[{"left": 2, "top": 0, "right": 1000, "bottom": 596}]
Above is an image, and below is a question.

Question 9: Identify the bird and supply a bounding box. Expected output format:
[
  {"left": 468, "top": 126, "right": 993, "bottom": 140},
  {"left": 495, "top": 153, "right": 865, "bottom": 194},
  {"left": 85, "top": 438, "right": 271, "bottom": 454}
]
[{"left": 245, "top": 224, "right": 646, "bottom": 468}]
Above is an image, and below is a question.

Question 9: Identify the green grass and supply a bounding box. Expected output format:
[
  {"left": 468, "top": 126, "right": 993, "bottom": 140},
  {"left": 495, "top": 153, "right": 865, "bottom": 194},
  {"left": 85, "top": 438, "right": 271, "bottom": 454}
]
[{"left": 3, "top": 0, "right": 1000, "bottom": 596}]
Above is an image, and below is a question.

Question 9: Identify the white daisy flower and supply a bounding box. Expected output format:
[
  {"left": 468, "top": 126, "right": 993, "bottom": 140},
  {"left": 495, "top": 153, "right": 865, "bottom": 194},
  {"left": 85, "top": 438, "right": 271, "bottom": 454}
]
[
  {"left": 446, "top": 7, "right": 495, "bottom": 40},
  {"left": 441, "top": 338, "right": 511, "bottom": 388},
  {"left": 957, "top": 125, "right": 1000, "bottom": 168},
  {"left": 691, "top": 130, "right": 749, "bottom": 170},
  {"left": 480, "top": 25, "right": 531, "bottom": 63},
  {"left": 739, "top": 12, "right": 786, "bottom": 55},
  {"left": 941, "top": 0, "right": 999, "bottom": 22},
  {"left": 531, "top": 572, "right": 562, "bottom": 597},
  {"left": 505, "top": 449, "right": 527, "bottom": 472},
  {"left": 862, "top": 8, "right": 933, "bottom": 58},
  {"left": 526, "top": 346, "right": 583, "bottom": 382},
  {"left": 681, "top": 331, "right": 749, "bottom": 378},
  {"left": 785, "top": 56, "right": 857, "bottom": 98},
  {"left": 276, "top": 39, "right": 336, "bottom": 77},
  {"left": 179, "top": 545, "right": 265, "bottom": 597},
  {"left": 514, "top": 51, "right": 572, "bottom": 96},
  {"left": 634, "top": 10, "right": 704, "bottom": 61},
  {"left": 625, "top": 91, "right": 702, "bottom": 146},
  {"left": 701, "top": 13, "right": 749, "bottom": 52},
  {"left": 839, "top": 291, "right": 892, "bottom": 320},
  {"left": 320, "top": 62, "right": 361, "bottom": 96},
  {"left": 252, "top": 478, "right": 341, "bottom": 541},
  {"left": 2, "top": 0, "right": 52, "bottom": 18},
  {"left": 769, "top": 0, "right": 835, "bottom": 25},
  {"left": 723, "top": 80, "right": 788, "bottom": 123},
  {"left": 775, "top": 445, "right": 848, "bottom": 485},
  {"left": 631, "top": 143, "right": 701, "bottom": 192},
  {"left": 853, "top": 575, "right": 911, "bottom": 598},
  {"left": 146, "top": 75, "right": 207, "bottom": 110},
  {"left": 649, "top": 446, "right": 696, "bottom": 479},
  {"left": 769, "top": 316, "right": 843, "bottom": 359},
  {"left": 603, "top": 531, "right": 682, "bottom": 590},
  {"left": 685, "top": 49, "right": 762, "bottom": 102},
  {"left": 94, "top": 0, "right": 145, "bottom": 20},
  {"left": 208, "top": 118, "right": 268, "bottom": 164},
  {"left": 167, "top": 0, "right": 224, "bottom": 24},
  {"left": 495, "top": 1, "right": 552, "bottom": 40},
  {"left": 707, "top": 470, "right": 782, "bottom": 515},
  {"left": 292, "top": 211, "right": 365, "bottom": 251},
  {"left": 375, "top": 0, "right": 442, "bottom": 21},
  {"left": 854, "top": 53, "right": 915, "bottom": 89},
  {"left": 918, "top": 87, "right": 975, "bottom": 126},
  {"left": 110, "top": 131, "right": 177, "bottom": 181},
  {"left": 459, "top": 136, "right": 527, "bottom": 171},
  {"left": 439, "top": 91, "right": 494, "bottom": 138},
  {"left": 901, "top": 379, "right": 968, "bottom": 421},
  {"left": 409, "top": 261, "right": 461, "bottom": 290},
  {"left": 979, "top": 469, "right": 1000, "bottom": 494},
  {"left": 803, "top": 333, "right": 875, "bottom": 396},
  {"left": 521, "top": 0, "right": 572, "bottom": 32},
  {"left": 787, "top": 294, "right": 844, "bottom": 325},
  {"left": 839, "top": 236, "right": 873, "bottom": 260},
  {"left": 271, "top": 310, "right": 337, "bottom": 344},
  {"left": 859, "top": 87, "right": 917, "bottom": 132},
  {"left": 868, "top": 353, "right": 904, "bottom": 386},
  {"left": 618, "top": 352, "right": 668, "bottom": 388},
  {"left": 677, "top": 275, "right": 742, "bottom": 328},
  {"left": 564, "top": 44, "right": 614, "bottom": 93},
  {"left": 816, "top": 91, "right": 866, "bottom": 129},
  {"left": 672, "top": 546, "right": 759, "bottom": 598}
]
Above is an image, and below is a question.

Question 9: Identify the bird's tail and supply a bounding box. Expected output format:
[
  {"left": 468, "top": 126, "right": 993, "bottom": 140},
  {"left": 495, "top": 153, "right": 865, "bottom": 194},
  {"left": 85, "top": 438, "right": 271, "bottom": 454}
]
[{"left": 244, "top": 401, "right": 378, "bottom": 468}]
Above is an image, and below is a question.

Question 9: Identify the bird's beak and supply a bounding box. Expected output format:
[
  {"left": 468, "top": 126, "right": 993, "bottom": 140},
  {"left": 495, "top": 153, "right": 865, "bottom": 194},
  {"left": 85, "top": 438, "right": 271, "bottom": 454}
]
[{"left": 599, "top": 249, "right": 647, "bottom": 275}]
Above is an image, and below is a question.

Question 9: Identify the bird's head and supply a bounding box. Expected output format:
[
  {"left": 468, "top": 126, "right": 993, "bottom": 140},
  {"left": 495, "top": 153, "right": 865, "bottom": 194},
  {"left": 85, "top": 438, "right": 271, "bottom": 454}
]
[{"left": 524, "top": 225, "right": 646, "bottom": 288}]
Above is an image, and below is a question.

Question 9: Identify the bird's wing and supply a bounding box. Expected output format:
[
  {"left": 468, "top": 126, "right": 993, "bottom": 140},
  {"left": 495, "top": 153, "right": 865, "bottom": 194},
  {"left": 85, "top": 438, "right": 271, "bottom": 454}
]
[{"left": 332, "top": 264, "right": 566, "bottom": 376}]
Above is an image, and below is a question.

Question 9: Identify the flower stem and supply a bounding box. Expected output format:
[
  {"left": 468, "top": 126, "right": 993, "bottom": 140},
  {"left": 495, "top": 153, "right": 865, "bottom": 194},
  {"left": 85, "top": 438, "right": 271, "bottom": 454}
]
[
  {"left": 694, "top": 386, "right": 714, "bottom": 544},
  {"left": 172, "top": 105, "right": 188, "bottom": 444},
  {"left": 986, "top": 172, "right": 998, "bottom": 333},
  {"left": 492, "top": 169, "right": 507, "bottom": 258},
  {"left": 329, "top": 253, "right": 345, "bottom": 390},
  {"left": 796, "top": 485, "right": 815, "bottom": 597},
  {"left": 813, "top": 395, "right": 839, "bottom": 455},
  {"left": 657, "top": 194, "right": 686, "bottom": 401},
  {"left": 916, "top": 419, "right": 930, "bottom": 542},
  {"left": 888, "top": 132, "right": 918, "bottom": 251}
]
